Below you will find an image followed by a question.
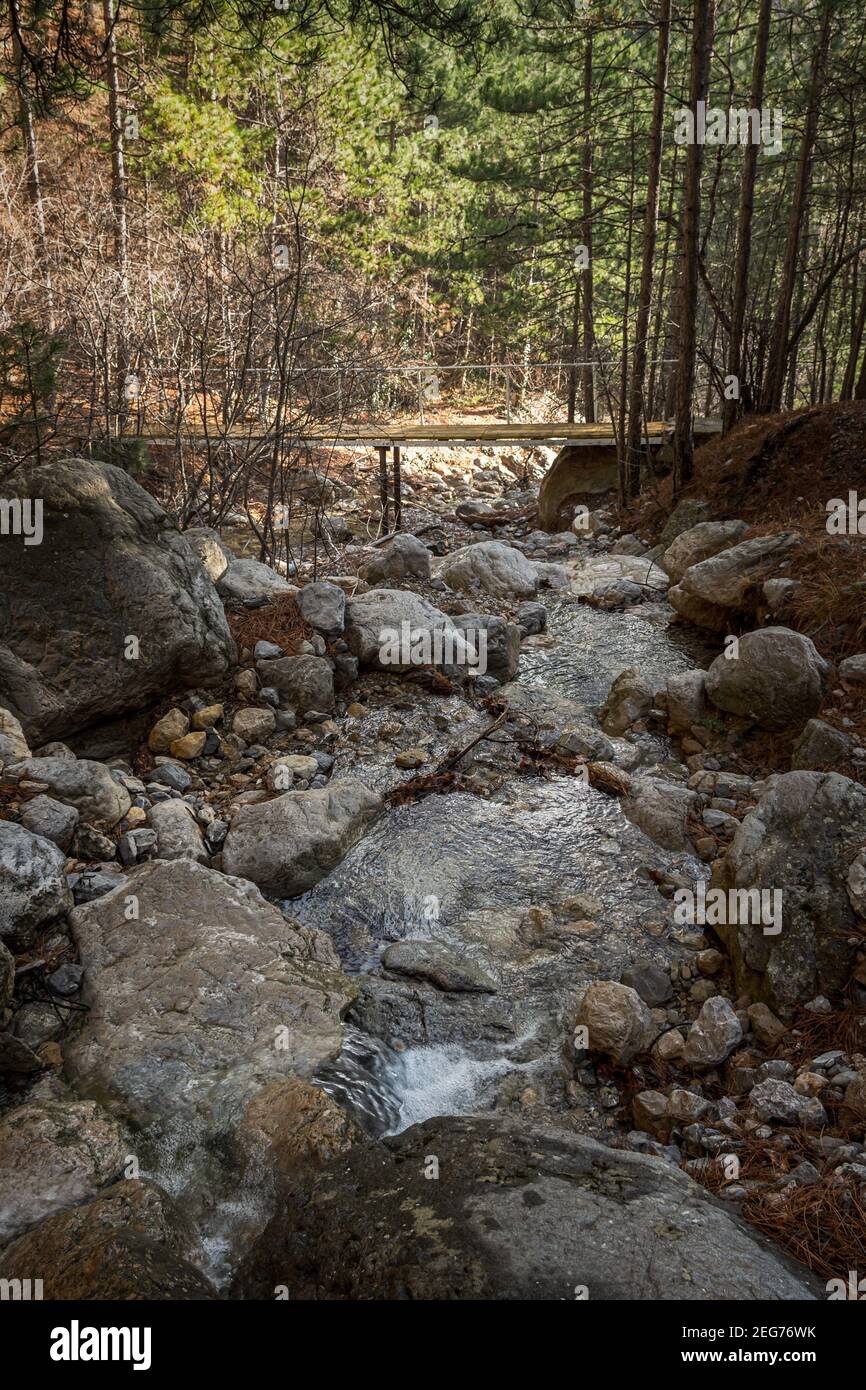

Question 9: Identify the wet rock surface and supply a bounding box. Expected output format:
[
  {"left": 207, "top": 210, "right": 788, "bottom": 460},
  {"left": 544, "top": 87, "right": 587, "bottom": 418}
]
[
  {"left": 235, "top": 1113, "right": 822, "bottom": 1301},
  {"left": 2, "top": 448, "right": 862, "bottom": 1301}
]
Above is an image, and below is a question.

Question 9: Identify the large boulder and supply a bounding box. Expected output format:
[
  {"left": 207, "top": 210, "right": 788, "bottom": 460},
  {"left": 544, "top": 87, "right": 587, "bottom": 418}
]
[
  {"left": 344, "top": 590, "right": 473, "bottom": 673},
  {"left": 0, "top": 1098, "right": 127, "bottom": 1244},
  {"left": 234, "top": 1114, "right": 821, "bottom": 1300},
  {"left": 622, "top": 777, "right": 699, "bottom": 851},
  {"left": 0, "top": 821, "right": 72, "bottom": 949},
  {"left": 670, "top": 532, "right": 799, "bottom": 630},
  {"left": 435, "top": 540, "right": 540, "bottom": 598},
  {"left": 599, "top": 667, "right": 659, "bottom": 734},
  {"left": 662, "top": 519, "right": 748, "bottom": 584},
  {"left": 704, "top": 628, "right": 829, "bottom": 731},
  {"left": 575, "top": 980, "right": 654, "bottom": 1064},
  {"left": 450, "top": 612, "right": 521, "bottom": 682},
  {"left": 19, "top": 793, "right": 79, "bottom": 850},
  {"left": 296, "top": 581, "right": 346, "bottom": 637},
  {"left": 9, "top": 755, "right": 131, "bottom": 825},
  {"left": 146, "top": 799, "right": 208, "bottom": 862},
  {"left": 255, "top": 654, "right": 334, "bottom": 714},
  {"left": 0, "top": 1180, "right": 216, "bottom": 1300},
  {"left": 358, "top": 534, "right": 431, "bottom": 584},
  {"left": 667, "top": 584, "right": 732, "bottom": 631},
  {"left": 0, "top": 458, "right": 235, "bottom": 744},
  {"left": 221, "top": 780, "right": 381, "bottom": 897},
  {"left": 217, "top": 557, "right": 295, "bottom": 603},
  {"left": 717, "top": 771, "right": 866, "bottom": 1011},
  {"left": 65, "top": 860, "right": 354, "bottom": 1140}
]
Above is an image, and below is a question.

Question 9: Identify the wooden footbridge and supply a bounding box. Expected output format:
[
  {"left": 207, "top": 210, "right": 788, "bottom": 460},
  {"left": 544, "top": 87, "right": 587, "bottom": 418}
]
[
  {"left": 301, "top": 418, "right": 722, "bottom": 531},
  {"left": 94, "top": 358, "right": 722, "bottom": 530}
]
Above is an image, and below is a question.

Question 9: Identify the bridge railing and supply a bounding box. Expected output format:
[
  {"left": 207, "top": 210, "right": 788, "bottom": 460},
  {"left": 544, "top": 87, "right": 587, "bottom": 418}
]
[{"left": 51, "top": 356, "right": 695, "bottom": 447}]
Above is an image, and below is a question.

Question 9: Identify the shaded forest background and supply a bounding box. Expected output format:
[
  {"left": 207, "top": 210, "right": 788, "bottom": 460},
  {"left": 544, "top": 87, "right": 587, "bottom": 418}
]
[{"left": 2, "top": 0, "right": 865, "bottom": 501}]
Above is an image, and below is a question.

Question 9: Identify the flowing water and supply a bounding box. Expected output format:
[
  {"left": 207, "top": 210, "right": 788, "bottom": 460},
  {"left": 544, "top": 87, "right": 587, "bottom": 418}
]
[{"left": 303, "top": 553, "right": 717, "bottom": 1136}]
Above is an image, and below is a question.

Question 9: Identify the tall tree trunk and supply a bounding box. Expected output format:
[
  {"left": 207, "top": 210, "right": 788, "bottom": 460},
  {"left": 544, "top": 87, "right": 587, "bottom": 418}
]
[
  {"left": 617, "top": 108, "right": 636, "bottom": 501},
  {"left": 722, "top": 0, "right": 772, "bottom": 433},
  {"left": 841, "top": 263, "right": 866, "bottom": 399},
  {"left": 580, "top": 35, "right": 595, "bottom": 423},
  {"left": 624, "top": 0, "right": 670, "bottom": 498},
  {"left": 567, "top": 280, "right": 580, "bottom": 422},
  {"left": 103, "top": 0, "right": 130, "bottom": 428},
  {"left": 673, "top": 0, "right": 714, "bottom": 495},
  {"left": 759, "top": 0, "right": 833, "bottom": 412},
  {"left": 10, "top": 0, "right": 54, "bottom": 332}
]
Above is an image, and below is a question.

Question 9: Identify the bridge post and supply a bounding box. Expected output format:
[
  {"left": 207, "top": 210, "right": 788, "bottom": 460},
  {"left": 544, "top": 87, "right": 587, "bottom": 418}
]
[
  {"left": 378, "top": 445, "right": 391, "bottom": 532},
  {"left": 393, "top": 445, "right": 402, "bottom": 531}
]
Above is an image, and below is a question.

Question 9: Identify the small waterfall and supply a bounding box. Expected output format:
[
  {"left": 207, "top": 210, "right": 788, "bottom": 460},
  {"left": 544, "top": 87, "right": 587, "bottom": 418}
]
[{"left": 315, "top": 1026, "right": 539, "bottom": 1137}]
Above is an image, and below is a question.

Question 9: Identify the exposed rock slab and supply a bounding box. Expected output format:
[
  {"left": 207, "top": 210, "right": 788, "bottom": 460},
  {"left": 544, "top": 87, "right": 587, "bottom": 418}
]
[
  {"left": 64, "top": 860, "right": 355, "bottom": 1136},
  {"left": 234, "top": 1114, "right": 821, "bottom": 1300}
]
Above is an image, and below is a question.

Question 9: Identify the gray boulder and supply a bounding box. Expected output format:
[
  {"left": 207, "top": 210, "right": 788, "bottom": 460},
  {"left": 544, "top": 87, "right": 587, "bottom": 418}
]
[
  {"left": 345, "top": 590, "right": 472, "bottom": 673},
  {"left": 256, "top": 654, "right": 334, "bottom": 714},
  {"left": 435, "top": 540, "right": 540, "bottom": 598},
  {"left": 358, "top": 534, "right": 431, "bottom": 584},
  {"left": 147, "top": 799, "right": 208, "bottom": 862},
  {"left": 0, "top": 459, "right": 235, "bottom": 744},
  {"left": 382, "top": 941, "right": 497, "bottom": 993},
  {"left": 684, "top": 997, "right": 743, "bottom": 1070},
  {"left": 217, "top": 557, "right": 295, "bottom": 603},
  {"left": 666, "top": 669, "right": 709, "bottom": 733},
  {"left": 234, "top": 1113, "right": 821, "bottom": 1300},
  {"left": 705, "top": 628, "right": 829, "bottom": 731},
  {"left": 670, "top": 532, "right": 799, "bottom": 629},
  {"left": 10, "top": 756, "right": 131, "bottom": 825},
  {"left": 0, "top": 821, "right": 71, "bottom": 949},
  {"left": 622, "top": 777, "right": 699, "bottom": 851},
  {"left": 662, "top": 519, "right": 749, "bottom": 584},
  {"left": 791, "top": 718, "right": 852, "bottom": 770},
  {"left": 221, "top": 779, "right": 381, "bottom": 897},
  {"left": 65, "top": 859, "right": 354, "bottom": 1136},
  {"left": 717, "top": 771, "right": 866, "bottom": 1010},
  {"left": 599, "top": 667, "right": 659, "bottom": 734},
  {"left": 296, "top": 581, "right": 347, "bottom": 637},
  {"left": 20, "top": 793, "right": 79, "bottom": 850},
  {"left": 839, "top": 654, "right": 866, "bottom": 690}
]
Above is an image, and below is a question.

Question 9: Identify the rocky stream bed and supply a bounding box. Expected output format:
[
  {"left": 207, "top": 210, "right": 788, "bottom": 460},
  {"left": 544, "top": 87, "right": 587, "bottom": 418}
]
[{"left": 1, "top": 452, "right": 865, "bottom": 1299}]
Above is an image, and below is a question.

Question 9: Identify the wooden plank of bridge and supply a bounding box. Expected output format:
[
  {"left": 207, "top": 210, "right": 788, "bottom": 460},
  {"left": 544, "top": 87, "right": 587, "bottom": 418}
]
[{"left": 123, "top": 419, "right": 721, "bottom": 448}]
